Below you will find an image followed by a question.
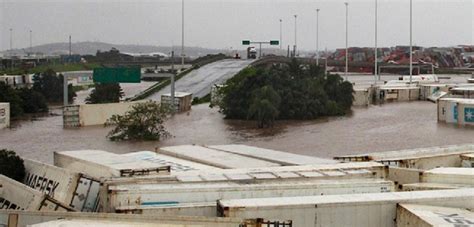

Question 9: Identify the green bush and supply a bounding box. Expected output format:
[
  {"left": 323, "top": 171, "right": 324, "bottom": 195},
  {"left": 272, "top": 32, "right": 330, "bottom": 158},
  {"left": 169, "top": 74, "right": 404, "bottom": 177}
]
[
  {"left": 86, "top": 83, "right": 124, "bottom": 104},
  {"left": 0, "top": 149, "right": 26, "bottom": 182}
]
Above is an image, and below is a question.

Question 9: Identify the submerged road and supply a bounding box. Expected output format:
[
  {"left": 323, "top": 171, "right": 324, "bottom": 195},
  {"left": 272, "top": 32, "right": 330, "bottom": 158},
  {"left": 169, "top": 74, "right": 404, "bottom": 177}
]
[{"left": 149, "top": 59, "right": 254, "bottom": 100}]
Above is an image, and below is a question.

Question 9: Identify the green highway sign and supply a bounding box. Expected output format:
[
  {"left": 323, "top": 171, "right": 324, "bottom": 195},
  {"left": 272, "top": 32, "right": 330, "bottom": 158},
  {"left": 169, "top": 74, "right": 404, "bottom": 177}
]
[
  {"left": 270, "top": 40, "right": 279, "bottom": 45},
  {"left": 93, "top": 67, "right": 141, "bottom": 83},
  {"left": 242, "top": 40, "right": 251, "bottom": 45}
]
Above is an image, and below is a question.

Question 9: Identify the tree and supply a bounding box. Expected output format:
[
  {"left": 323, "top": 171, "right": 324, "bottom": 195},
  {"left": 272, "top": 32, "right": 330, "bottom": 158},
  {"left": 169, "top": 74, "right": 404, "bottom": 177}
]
[
  {"left": 0, "top": 82, "right": 23, "bottom": 117},
  {"left": 32, "top": 69, "right": 76, "bottom": 103},
  {"left": 17, "top": 88, "right": 48, "bottom": 113},
  {"left": 248, "top": 86, "right": 281, "bottom": 128},
  {"left": 0, "top": 149, "right": 25, "bottom": 182},
  {"left": 105, "top": 101, "right": 171, "bottom": 141},
  {"left": 86, "top": 83, "right": 124, "bottom": 104}
]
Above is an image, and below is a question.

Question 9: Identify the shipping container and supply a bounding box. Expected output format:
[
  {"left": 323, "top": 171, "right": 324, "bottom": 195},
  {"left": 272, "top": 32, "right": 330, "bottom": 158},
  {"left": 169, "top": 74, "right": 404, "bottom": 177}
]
[
  {"left": 208, "top": 144, "right": 338, "bottom": 166},
  {"left": 461, "top": 153, "right": 474, "bottom": 167},
  {"left": 218, "top": 188, "right": 474, "bottom": 227},
  {"left": 29, "top": 219, "right": 189, "bottom": 227},
  {"left": 421, "top": 167, "right": 474, "bottom": 185},
  {"left": 54, "top": 150, "right": 171, "bottom": 179},
  {"left": 0, "top": 102, "right": 10, "bottom": 129},
  {"left": 0, "top": 210, "right": 249, "bottom": 227},
  {"left": 438, "top": 98, "right": 474, "bottom": 125},
  {"left": 335, "top": 144, "right": 474, "bottom": 169},
  {"left": 103, "top": 162, "right": 387, "bottom": 186},
  {"left": 22, "top": 159, "right": 101, "bottom": 212},
  {"left": 158, "top": 145, "right": 281, "bottom": 169},
  {"left": 0, "top": 175, "right": 73, "bottom": 212},
  {"left": 400, "top": 182, "right": 468, "bottom": 191},
  {"left": 104, "top": 179, "right": 394, "bottom": 212},
  {"left": 161, "top": 92, "right": 192, "bottom": 113},
  {"left": 387, "top": 166, "right": 423, "bottom": 190},
  {"left": 121, "top": 151, "right": 221, "bottom": 172},
  {"left": 116, "top": 202, "right": 217, "bottom": 217},
  {"left": 396, "top": 204, "right": 474, "bottom": 227}
]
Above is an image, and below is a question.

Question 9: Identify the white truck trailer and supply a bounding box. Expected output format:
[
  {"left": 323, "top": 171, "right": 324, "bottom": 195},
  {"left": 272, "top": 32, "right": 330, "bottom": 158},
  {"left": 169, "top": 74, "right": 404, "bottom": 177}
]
[
  {"left": 54, "top": 150, "right": 171, "bottom": 179},
  {"left": 22, "top": 159, "right": 101, "bottom": 212},
  {"left": 0, "top": 175, "right": 73, "bottom": 212},
  {"left": 218, "top": 188, "right": 474, "bottom": 227}
]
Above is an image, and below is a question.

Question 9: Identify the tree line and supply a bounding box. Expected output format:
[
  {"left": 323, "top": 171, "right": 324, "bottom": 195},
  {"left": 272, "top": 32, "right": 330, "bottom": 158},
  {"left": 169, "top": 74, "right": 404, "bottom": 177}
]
[{"left": 218, "top": 59, "right": 354, "bottom": 128}]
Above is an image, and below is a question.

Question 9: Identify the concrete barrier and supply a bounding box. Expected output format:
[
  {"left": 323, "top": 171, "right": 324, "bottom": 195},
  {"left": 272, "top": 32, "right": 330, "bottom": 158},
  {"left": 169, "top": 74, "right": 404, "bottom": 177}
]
[{"left": 0, "top": 103, "right": 10, "bottom": 129}]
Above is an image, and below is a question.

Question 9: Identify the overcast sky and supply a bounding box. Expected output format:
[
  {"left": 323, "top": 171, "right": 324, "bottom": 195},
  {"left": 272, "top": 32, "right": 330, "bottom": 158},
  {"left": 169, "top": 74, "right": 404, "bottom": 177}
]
[{"left": 1, "top": 0, "right": 472, "bottom": 51}]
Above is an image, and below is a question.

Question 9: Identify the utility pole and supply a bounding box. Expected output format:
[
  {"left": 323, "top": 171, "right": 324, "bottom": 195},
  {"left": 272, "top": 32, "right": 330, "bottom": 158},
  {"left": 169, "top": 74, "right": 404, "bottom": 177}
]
[
  {"left": 171, "top": 50, "right": 176, "bottom": 113},
  {"left": 374, "top": 0, "right": 378, "bottom": 83},
  {"left": 279, "top": 19, "right": 282, "bottom": 50},
  {"left": 69, "top": 35, "right": 72, "bottom": 57},
  {"left": 345, "top": 2, "right": 349, "bottom": 80},
  {"left": 181, "top": 0, "right": 185, "bottom": 69},
  {"left": 9, "top": 28, "right": 13, "bottom": 69},
  {"left": 294, "top": 15, "right": 297, "bottom": 57},
  {"left": 316, "top": 9, "right": 320, "bottom": 66},
  {"left": 29, "top": 30, "right": 33, "bottom": 56},
  {"left": 409, "top": 0, "right": 413, "bottom": 83}
]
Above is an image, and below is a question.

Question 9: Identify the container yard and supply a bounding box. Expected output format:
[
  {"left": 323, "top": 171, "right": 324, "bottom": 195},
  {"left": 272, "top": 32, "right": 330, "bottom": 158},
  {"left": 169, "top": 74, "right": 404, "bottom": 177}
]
[{"left": 1, "top": 143, "right": 473, "bottom": 227}]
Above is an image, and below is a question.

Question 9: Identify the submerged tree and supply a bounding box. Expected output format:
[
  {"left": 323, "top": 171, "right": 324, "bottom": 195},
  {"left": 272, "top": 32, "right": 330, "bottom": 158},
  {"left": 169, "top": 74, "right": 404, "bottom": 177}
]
[
  {"left": 32, "top": 69, "right": 76, "bottom": 103},
  {"left": 105, "top": 101, "right": 171, "bottom": 141},
  {"left": 248, "top": 86, "right": 281, "bottom": 128},
  {"left": 0, "top": 149, "right": 25, "bottom": 182},
  {"left": 86, "top": 83, "right": 124, "bottom": 104}
]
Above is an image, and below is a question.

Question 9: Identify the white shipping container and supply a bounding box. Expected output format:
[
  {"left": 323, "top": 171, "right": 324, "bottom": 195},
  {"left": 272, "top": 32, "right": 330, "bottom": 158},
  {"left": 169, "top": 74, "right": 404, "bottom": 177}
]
[
  {"left": 105, "top": 179, "right": 394, "bottom": 211},
  {"left": 208, "top": 144, "right": 338, "bottom": 165},
  {"left": 30, "top": 219, "right": 187, "bottom": 227},
  {"left": 335, "top": 144, "right": 474, "bottom": 169},
  {"left": 400, "top": 182, "right": 468, "bottom": 191},
  {"left": 158, "top": 145, "right": 281, "bottom": 169},
  {"left": 23, "top": 159, "right": 101, "bottom": 212},
  {"left": 54, "top": 150, "right": 171, "bottom": 179},
  {"left": 116, "top": 202, "right": 217, "bottom": 217},
  {"left": 104, "top": 162, "right": 386, "bottom": 186},
  {"left": 461, "top": 153, "right": 474, "bottom": 167},
  {"left": 0, "top": 102, "right": 10, "bottom": 129},
  {"left": 0, "top": 175, "right": 73, "bottom": 212},
  {"left": 397, "top": 204, "right": 474, "bottom": 227},
  {"left": 0, "top": 210, "right": 248, "bottom": 227},
  {"left": 421, "top": 167, "right": 474, "bottom": 185},
  {"left": 121, "top": 151, "right": 221, "bottom": 172},
  {"left": 218, "top": 188, "right": 474, "bottom": 227}
]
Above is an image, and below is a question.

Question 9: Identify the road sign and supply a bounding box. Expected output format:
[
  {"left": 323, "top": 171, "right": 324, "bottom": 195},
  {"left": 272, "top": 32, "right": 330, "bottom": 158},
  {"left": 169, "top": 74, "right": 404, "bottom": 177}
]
[
  {"left": 93, "top": 67, "right": 141, "bottom": 83},
  {"left": 270, "top": 40, "right": 279, "bottom": 45},
  {"left": 242, "top": 40, "right": 251, "bottom": 45}
]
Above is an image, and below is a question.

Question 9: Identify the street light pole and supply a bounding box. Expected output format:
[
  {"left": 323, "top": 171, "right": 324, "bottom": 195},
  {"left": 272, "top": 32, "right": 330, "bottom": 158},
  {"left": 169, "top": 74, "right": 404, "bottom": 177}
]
[
  {"left": 294, "top": 14, "right": 297, "bottom": 57},
  {"left": 316, "top": 9, "right": 320, "bottom": 66},
  {"left": 345, "top": 2, "right": 349, "bottom": 80},
  {"left": 181, "top": 0, "right": 185, "bottom": 69},
  {"left": 409, "top": 0, "right": 413, "bottom": 83},
  {"left": 374, "top": 0, "right": 378, "bottom": 83},
  {"left": 279, "top": 19, "right": 282, "bottom": 50},
  {"left": 9, "top": 28, "right": 12, "bottom": 56},
  {"left": 29, "top": 30, "right": 33, "bottom": 55}
]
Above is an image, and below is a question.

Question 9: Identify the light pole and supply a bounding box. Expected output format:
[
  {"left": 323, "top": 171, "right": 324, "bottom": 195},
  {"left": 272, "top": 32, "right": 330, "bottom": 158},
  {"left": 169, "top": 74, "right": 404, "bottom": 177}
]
[
  {"left": 181, "top": 0, "right": 185, "bottom": 69},
  {"left": 9, "top": 28, "right": 12, "bottom": 56},
  {"left": 316, "top": 9, "right": 320, "bottom": 66},
  {"left": 344, "top": 2, "right": 349, "bottom": 80},
  {"left": 279, "top": 19, "right": 282, "bottom": 50},
  {"left": 409, "top": 0, "right": 413, "bottom": 83},
  {"left": 294, "top": 14, "right": 297, "bottom": 57},
  {"left": 374, "top": 0, "right": 378, "bottom": 83},
  {"left": 29, "top": 30, "right": 33, "bottom": 55}
]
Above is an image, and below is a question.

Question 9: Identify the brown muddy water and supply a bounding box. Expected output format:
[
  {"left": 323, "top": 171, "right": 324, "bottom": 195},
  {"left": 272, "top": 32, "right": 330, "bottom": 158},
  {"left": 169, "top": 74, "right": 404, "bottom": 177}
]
[{"left": 1, "top": 101, "right": 473, "bottom": 164}]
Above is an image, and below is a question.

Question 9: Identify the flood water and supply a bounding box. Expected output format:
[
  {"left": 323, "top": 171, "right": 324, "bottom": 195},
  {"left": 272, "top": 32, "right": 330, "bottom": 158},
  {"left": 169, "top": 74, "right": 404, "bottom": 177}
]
[{"left": 1, "top": 100, "right": 473, "bottom": 164}]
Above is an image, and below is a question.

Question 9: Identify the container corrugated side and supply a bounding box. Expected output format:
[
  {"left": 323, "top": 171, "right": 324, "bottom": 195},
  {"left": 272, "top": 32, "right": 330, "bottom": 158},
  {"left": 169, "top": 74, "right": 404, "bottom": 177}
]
[
  {"left": 208, "top": 144, "right": 338, "bottom": 165},
  {"left": 217, "top": 188, "right": 474, "bottom": 227},
  {"left": 116, "top": 202, "right": 217, "bottom": 217},
  {"left": 400, "top": 182, "right": 468, "bottom": 191},
  {"left": 106, "top": 179, "right": 394, "bottom": 211},
  {"left": 396, "top": 204, "right": 474, "bottom": 227},
  {"left": 158, "top": 145, "right": 281, "bottom": 169}
]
